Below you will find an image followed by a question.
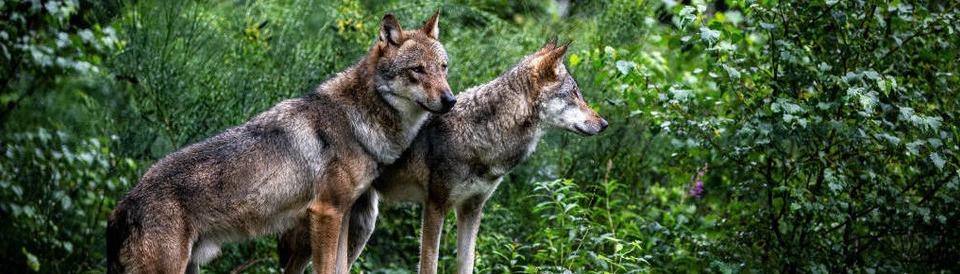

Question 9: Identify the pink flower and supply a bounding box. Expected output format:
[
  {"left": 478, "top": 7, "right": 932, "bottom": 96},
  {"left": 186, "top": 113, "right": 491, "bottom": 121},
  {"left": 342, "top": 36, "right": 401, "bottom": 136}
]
[{"left": 688, "top": 164, "right": 708, "bottom": 198}]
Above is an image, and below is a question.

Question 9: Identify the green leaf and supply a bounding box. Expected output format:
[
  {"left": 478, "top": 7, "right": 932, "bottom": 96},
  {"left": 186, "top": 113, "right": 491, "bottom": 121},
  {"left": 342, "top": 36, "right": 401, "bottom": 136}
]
[
  {"left": 930, "top": 153, "right": 946, "bottom": 170},
  {"left": 22, "top": 248, "right": 40, "bottom": 272},
  {"left": 700, "top": 27, "right": 720, "bottom": 43},
  {"left": 615, "top": 60, "right": 637, "bottom": 75},
  {"left": 678, "top": 6, "right": 697, "bottom": 27},
  {"left": 568, "top": 53, "right": 581, "bottom": 67}
]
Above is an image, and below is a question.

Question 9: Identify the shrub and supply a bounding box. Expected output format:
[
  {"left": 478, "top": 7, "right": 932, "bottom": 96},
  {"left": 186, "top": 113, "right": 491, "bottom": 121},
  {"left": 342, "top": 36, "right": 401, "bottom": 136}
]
[{"left": 0, "top": 129, "right": 137, "bottom": 273}]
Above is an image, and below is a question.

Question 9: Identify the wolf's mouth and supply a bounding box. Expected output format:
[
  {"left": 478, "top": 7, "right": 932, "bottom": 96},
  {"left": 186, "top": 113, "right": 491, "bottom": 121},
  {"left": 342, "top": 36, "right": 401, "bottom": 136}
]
[
  {"left": 573, "top": 125, "right": 596, "bottom": 136},
  {"left": 416, "top": 101, "right": 444, "bottom": 114}
]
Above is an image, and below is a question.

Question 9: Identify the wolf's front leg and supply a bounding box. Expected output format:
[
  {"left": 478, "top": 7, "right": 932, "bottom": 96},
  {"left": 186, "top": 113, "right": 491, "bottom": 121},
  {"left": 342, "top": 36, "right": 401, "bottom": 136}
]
[
  {"left": 309, "top": 200, "right": 344, "bottom": 274},
  {"left": 310, "top": 161, "right": 371, "bottom": 274},
  {"left": 455, "top": 196, "right": 487, "bottom": 274},
  {"left": 418, "top": 199, "right": 449, "bottom": 274}
]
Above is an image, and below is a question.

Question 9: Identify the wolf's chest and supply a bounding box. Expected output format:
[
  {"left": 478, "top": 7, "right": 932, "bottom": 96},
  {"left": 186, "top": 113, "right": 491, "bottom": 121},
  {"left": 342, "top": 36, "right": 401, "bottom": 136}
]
[
  {"left": 348, "top": 107, "right": 428, "bottom": 164},
  {"left": 448, "top": 176, "right": 502, "bottom": 205}
]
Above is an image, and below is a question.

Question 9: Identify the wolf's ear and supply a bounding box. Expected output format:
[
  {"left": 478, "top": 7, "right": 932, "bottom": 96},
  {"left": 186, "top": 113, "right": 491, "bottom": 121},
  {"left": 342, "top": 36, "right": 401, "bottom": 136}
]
[
  {"left": 534, "top": 41, "right": 570, "bottom": 80},
  {"left": 380, "top": 14, "right": 404, "bottom": 46},
  {"left": 421, "top": 11, "right": 440, "bottom": 40},
  {"left": 535, "top": 36, "right": 559, "bottom": 56}
]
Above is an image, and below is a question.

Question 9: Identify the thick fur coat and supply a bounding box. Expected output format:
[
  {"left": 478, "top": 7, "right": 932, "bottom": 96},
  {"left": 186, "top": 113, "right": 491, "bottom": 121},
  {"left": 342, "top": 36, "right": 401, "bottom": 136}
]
[
  {"left": 280, "top": 40, "right": 607, "bottom": 274},
  {"left": 108, "top": 13, "right": 453, "bottom": 274}
]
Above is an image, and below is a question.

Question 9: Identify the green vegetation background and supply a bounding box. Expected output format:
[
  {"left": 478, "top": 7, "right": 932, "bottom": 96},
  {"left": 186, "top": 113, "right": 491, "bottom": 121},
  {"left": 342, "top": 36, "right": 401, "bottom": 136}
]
[{"left": 1, "top": 0, "right": 958, "bottom": 273}]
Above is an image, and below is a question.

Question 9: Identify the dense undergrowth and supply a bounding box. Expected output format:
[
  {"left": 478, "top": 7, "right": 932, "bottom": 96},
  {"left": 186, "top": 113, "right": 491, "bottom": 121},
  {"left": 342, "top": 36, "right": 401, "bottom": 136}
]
[{"left": 1, "top": 0, "right": 958, "bottom": 273}]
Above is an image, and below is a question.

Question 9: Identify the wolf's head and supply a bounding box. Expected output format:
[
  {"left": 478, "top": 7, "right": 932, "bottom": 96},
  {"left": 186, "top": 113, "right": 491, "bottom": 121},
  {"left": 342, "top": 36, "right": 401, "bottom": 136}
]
[
  {"left": 526, "top": 40, "right": 607, "bottom": 136},
  {"left": 371, "top": 12, "right": 455, "bottom": 114}
]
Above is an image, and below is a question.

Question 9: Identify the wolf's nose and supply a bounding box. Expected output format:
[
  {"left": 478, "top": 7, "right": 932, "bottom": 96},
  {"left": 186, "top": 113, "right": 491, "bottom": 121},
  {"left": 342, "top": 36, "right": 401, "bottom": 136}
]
[
  {"left": 598, "top": 118, "right": 609, "bottom": 132},
  {"left": 440, "top": 92, "right": 456, "bottom": 113}
]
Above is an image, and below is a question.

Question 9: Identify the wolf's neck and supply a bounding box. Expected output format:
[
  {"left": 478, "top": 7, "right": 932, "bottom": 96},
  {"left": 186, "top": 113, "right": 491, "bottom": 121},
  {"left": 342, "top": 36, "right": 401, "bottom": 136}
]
[
  {"left": 323, "top": 58, "right": 428, "bottom": 164},
  {"left": 455, "top": 69, "right": 544, "bottom": 164},
  {"left": 467, "top": 69, "right": 539, "bottom": 125}
]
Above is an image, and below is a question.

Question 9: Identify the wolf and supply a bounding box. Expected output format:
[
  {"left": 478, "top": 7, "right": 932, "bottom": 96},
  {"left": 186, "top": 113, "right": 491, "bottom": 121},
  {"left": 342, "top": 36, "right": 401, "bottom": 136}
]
[
  {"left": 107, "top": 12, "right": 454, "bottom": 274},
  {"left": 278, "top": 40, "right": 607, "bottom": 274}
]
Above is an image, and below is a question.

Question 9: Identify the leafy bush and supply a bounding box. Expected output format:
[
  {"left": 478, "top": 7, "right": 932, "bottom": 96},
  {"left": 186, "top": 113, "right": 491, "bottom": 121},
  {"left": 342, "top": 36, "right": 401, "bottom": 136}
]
[
  {"left": 645, "top": 1, "right": 960, "bottom": 272},
  {"left": 546, "top": 0, "right": 959, "bottom": 272},
  {"left": 0, "top": 129, "right": 137, "bottom": 273},
  {"left": 0, "top": 0, "right": 121, "bottom": 131}
]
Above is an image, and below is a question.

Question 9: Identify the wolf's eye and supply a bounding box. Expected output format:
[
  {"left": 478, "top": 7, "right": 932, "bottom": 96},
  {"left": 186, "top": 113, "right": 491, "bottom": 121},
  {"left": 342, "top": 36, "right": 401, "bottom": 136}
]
[{"left": 411, "top": 65, "right": 426, "bottom": 74}]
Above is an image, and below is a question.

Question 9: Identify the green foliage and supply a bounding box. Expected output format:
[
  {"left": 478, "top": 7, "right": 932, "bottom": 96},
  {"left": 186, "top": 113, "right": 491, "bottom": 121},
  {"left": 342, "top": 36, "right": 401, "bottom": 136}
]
[
  {"left": 638, "top": 1, "right": 960, "bottom": 272},
  {"left": 0, "top": 129, "right": 137, "bottom": 273},
  {"left": 0, "top": 0, "right": 122, "bottom": 132},
  {"left": 1, "top": 0, "right": 958, "bottom": 273}
]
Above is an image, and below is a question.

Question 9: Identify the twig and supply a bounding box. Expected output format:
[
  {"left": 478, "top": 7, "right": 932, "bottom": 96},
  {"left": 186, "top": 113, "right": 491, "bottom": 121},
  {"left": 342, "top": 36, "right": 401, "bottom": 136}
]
[{"left": 230, "top": 257, "right": 269, "bottom": 274}]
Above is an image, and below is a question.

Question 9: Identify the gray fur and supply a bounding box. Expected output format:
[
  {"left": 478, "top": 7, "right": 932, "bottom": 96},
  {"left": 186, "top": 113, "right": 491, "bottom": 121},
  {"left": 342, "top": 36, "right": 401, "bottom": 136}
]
[
  {"left": 108, "top": 12, "right": 451, "bottom": 274},
  {"left": 279, "top": 41, "right": 607, "bottom": 274}
]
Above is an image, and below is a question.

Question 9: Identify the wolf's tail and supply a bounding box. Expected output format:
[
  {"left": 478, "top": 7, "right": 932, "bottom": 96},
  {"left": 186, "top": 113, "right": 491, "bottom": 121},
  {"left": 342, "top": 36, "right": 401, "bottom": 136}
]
[{"left": 106, "top": 204, "right": 129, "bottom": 274}]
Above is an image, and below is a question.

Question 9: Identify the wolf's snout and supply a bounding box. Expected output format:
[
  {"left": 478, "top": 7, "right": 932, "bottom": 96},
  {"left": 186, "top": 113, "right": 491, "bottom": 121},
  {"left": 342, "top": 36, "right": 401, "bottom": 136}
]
[
  {"left": 598, "top": 118, "right": 609, "bottom": 133},
  {"left": 439, "top": 91, "right": 456, "bottom": 113}
]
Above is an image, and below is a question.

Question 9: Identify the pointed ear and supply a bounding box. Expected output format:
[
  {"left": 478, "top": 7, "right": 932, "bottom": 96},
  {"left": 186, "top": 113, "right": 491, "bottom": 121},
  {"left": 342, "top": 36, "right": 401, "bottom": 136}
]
[
  {"left": 421, "top": 11, "right": 440, "bottom": 40},
  {"left": 534, "top": 41, "right": 570, "bottom": 80},
  {"left": 533, "top": 36, "right": 559, "bottom": 56},
  {"left": 379, "top": 14, "right": 404, "bottom": 46}
]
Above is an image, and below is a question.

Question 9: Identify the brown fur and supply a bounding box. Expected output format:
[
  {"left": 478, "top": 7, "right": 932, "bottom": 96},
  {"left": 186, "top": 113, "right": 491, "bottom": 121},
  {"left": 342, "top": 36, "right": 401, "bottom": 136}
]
[
  {"left": 279, "top": 40, "right": 607, "bottom": 274},
  {"left": 108, "top": 12, "right": 452, "bottom": 274}
]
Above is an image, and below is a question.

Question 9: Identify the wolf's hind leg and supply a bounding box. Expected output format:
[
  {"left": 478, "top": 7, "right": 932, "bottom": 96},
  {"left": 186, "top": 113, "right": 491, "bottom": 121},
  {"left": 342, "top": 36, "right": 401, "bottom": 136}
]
[{"left": 126, "top": 226, "right": 195, "bottom": 273}]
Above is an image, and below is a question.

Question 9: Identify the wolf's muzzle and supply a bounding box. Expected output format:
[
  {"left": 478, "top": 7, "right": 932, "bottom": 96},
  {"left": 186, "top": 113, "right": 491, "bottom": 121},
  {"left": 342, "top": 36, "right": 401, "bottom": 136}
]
[{"left": 439, "top": 91, "right": 456, "bottom": 113}]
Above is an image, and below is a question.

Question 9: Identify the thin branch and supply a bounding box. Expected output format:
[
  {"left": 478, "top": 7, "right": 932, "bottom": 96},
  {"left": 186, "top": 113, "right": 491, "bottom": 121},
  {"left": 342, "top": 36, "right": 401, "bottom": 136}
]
[{"left": 230, "top": 257, "right": 270, "bottom": 274}]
